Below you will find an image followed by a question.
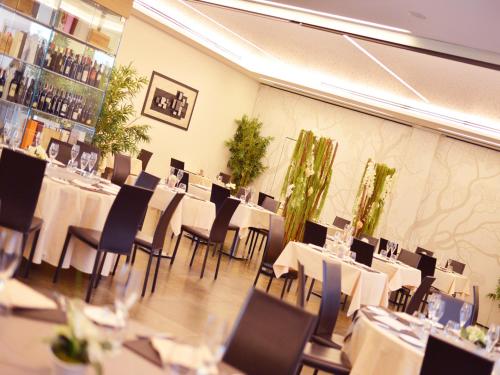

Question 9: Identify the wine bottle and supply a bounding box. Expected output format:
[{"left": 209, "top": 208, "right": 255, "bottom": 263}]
[
  {"left": 0, "top": 69, "right": 5, "bottom": 98},
  {"left": 52, "top": 89, "right": 61, "bottom": 114},
  {"left": 16, "top": 76, "right": 26, "bottom": 104},
  {"left": 88, "top": 61, "right": 97, "bottom": 86},
  {"left": 23, "top": 78, "right": 34, "bottom": 106},
  {"left": 32, "top": 83, "right": 44, "bottom": 109},
  {"left": 81, "top": 57, "right": 90, "bottom": 83},
  {"left": 64, "top": 51, "right": 73, "bottom": 76},
  {"left": 7, "top": 70, "right": 20, "bottom": 102},
  {"left": 44, "top": 42, "right": 53, "bottom": 68},
  {"left": 55, "top": 48, "right": 63, "bottom": 74},
  {"left": 70, "top": 54, "right": 79, "bottom": 79},
  {"left": 42, "top": 86, "right": 52, "bottom": 112},
  {"left": 95, "top": 64, "right": 103, "bottom": 88},
  {"left": 59, "top": 92, "right": 69, "bottom": 118}
]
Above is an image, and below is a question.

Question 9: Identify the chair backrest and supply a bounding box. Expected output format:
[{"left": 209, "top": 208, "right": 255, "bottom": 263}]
[
  {"left": 151, "top": 193, "right": 184, "bottom": 250},
  {"left": 315, "top": 260, "right": 342, "bottom": 338},
  {"left": 471, "top": 285, "right": 479, "bottom": 325},
  {"left": 417, "top": 254, "right": 437, "bottom": 278},
  {"left": 350, "top": 238, "right": 375, "bottom": 267},
  {"left": 303, "top": 220, "right": 327, "bottom": 247},
  {"left": 0, "top": 149, "right": 46, "bottom": 232},
  {"left": 398, "top": 249, "right": 421, "bottom": 268},
  {"left": 359, "top": 234, "right": 379, "bottom": 247},
  {"left": 378, "top": 237, "right": 388, "bottom": 254},
  {"left": 137, "top": 149, "right": 153, "bottom": 170},
  {"left": 208, "top": 198, "right": 240, "bottom": 243},
  {"left": 261, "top": 196, "right": 279, "bottom": 213},
  {"left": 262, "top": 215, "right": 285, "bottom": 265},
  {"left": 46, "top": 138, "right": 72, "bottom": 165},
  {"left": 223, "top": 288, "right": 316, "bottom": 375},
  {"left": 218, "top": 172, "right": 231, "bottom": 184},
  {"left": 170, "top": 158, "right": 184, "bottom": 170},
  {"left": 111, "top": 153, "right": 131, "bottom": 186},
  {"left": 420, "top": 335, "right": 494, "bottom": 375},
  {"left": 416, "top": 246, "right": 434, "bottom": 257},
  {"left": 210, "top": 183, "right": 230, "bottom": 212},
  {"left": 332, "top": 216, "right": 350, "bottom": 229},
  {"left": 438, "top": 293, "right": 473, "bottom": 326},
  {"left": 99, "top": 185, "right": 153, "bottom": 254},
  {"left": 76, "top": 141, "right": 100, "bottom": 165},
  {"left": 134, "top": 171, "right": 160, "bottom": 190},
  {"left": 405, "top": 276, "right": 436, "bottom": 315},
  {"left": 447, "top": 259, "right": 465, "bottom": 274},
  {"left": 258, "top": 192, "right": 274, "bottom": 206}
]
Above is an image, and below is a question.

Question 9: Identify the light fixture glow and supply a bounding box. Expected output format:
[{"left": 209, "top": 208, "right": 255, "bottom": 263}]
[
  {"left": 437, "top": 128, "right": 499, "bottom": 147},
  {"left": 343, "top": 35, "right": 429, "bottom": 103}
]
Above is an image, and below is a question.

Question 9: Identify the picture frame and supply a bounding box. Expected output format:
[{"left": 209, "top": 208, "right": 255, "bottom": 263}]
[{"left": 141, "top": 71, "right": 199, "bottom": 131}]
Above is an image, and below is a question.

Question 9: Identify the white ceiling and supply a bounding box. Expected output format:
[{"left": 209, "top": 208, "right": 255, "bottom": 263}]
[
  {"left": 134, "top": 0, "right": 500, "bottom": 148},
  {"left": 268, "top": 0, "right": 500, "bottom": 54}
]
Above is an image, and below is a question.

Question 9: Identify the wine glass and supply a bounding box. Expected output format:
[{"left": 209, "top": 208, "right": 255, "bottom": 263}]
[
  {"left": 113, "top": 263, "right": 141, "bottom": 329},
  {"left": 69, "top": 144, "right": 80, "bottom": 169},
  {"left": 48, "top": 143, "right": 59, "bottom": 165},
  {"left": 88, "top": 152, "right": 98, "bottom": 175},
  {"left": 380, "top": 249, "right": 388, "bottom": 258},
  {"left": 3, "top": 126, "right": 12, "bottom": 147},
  {"left": 485, "top": 325, "right": 500, "bottom": 352},
  {"left": 459, "top": 303, "right": 473, "bottom": 330},
  {"left": 178, "top": 183, "right": 187, "bottom": 192},
  {"left": 0, "top": 239, "right": 22, "bottom": 314},
  {"left": 431, "top": 298, "right": 446, "bottom": 328},
  {"left": 176, "top": 169, "right": 184, "bottom": 186},
  {"left": 196, "top": 315, "right": 229, "bottom": 374},
  {"left": 444, "top": 320, "right": 460, "bottom": 338},
  {"left": 80, "top": 152, "right": 90, "bottom": 173}
]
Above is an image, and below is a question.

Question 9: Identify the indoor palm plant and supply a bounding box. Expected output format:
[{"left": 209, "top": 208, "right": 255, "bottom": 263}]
[
  {"left": 488, "top": 278, "right": 500, "bottom": 307},
  {"left": 225, "top": 115, "right": 273, "bottom": 190},
  {"left": 92, "top": 63, "right": 151, "bottom": 162}
]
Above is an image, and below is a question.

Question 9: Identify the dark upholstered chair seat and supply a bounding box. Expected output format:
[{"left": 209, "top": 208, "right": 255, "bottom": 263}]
[
  {"left": 181, "top": 225, "right": 210, "bottom": 240},
  {"left": 68, "top": 226, "right": 101, "bottom": 248},
  {"left": 228, "top": 223, "right": 239, "bottom": 230},
  {"left": 310, "top": 334, "right": 343, "bottom": 350},
  {"left": 302, "top": 342, "right": 351, "bottom": 374},
  {"left": 134, "top": 233, "right": 154, "bottom": 249}
]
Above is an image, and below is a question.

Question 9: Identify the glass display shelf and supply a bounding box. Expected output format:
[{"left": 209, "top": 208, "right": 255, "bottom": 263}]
[{"left": 0, "top": 1, "right": 56, "bottom": 30}]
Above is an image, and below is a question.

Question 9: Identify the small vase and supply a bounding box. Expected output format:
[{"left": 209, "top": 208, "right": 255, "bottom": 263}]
[{"left": 51, "top": 353, "right": 89, "bottom": 375}]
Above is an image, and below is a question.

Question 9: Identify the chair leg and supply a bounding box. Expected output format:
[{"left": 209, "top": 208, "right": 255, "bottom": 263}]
[
  {"left": 287, "top": 278, "right": 294, "bottom": 293},
  {"left": 53, "top": 232, "right": 72, "bottom": 283},
  {"left": 266, "top": 275, "right": 273, "bottom": 292},
  {"left": 94, "top": 252, "right": 108, "bottom": 288},
  {"left": 86, "top": 251, "right": 101, "bottom": 303},
  {"left": 247, "top": 231, "right": 256, "bottom": 258},
  {"left": 306, "top": 279, "right": 316, "bottom": 301},
  {"left": 200, "top": 243, "right": 211, "bottom": 279},
  {"left": 142, "top": 251, "right": 154, "bottom": 297},
  {"left": 152, "top": 249, "right": 163, "bottom": 293},
  {"left": 249, "top": 232, "right": 260, "bottom": 259},
  {"left": 111, "top": 255, "right": 121, "bottom": 276},
  {"left": 229, "top": 229, "right": 240, "bottom": 257},
  {"left": 190, "top": 240, "right": 201, "bottom": 268},
  {"left": 214, "top": 243, "right": 223, "bottom": 280},
  {"left": 253, "top": 269, "right": 261, "bottom": 286},
  {"left": 257, "top": 234, "right": 266, "bottom": 252},
  {"left": 131, "top": 244, "right": 138, "bottom": 265},
  {"left": 170, "top": 230, "right": 183, "bottom": 266},
  {"left": 23, "top": 229, "right": 41, "bottom": 278},
  {"left": 245, "top": 230, "right": 254, "bottom": 246},
  {"left": 280, "top": 278, "right": 288, "bottom": 299}
]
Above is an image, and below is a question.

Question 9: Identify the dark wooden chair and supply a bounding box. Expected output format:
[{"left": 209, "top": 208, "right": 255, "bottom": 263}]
[
  {"left": 416, "top": 246, "right": 434, "bottom": 257},
  {"left": 137, "top": 149, "right": 153, "bottom": 170},
  {"left": 210, "top": 183, "right": 230, "bottom": 212},
  {"left": 125, "top": 193, "right": 184, "bottom": 296},
  {"left": 257, "top": 192, "right": 274, "bottom": 205},
  {"left": 303, "top": 220, "right": 327, "bottom": 247},
  {"left": 171, "top": 198, "right": 240, "bottom": 279},
  {"left": 378, "top": 237, "right": 399, "bottom": 256},
  {"left": 253, "top": 215, "right": 297, "bottom": 299},
  {"left": 404, "top": 276, "right": 436, "bottom": 314},
  {"left": 332, "top": 216, "right": 350, "bottom": 229},
  {"left": 218, "top": 172, "right": 231, "bottom": 184},
  {"left": 358, "top": 234, "right": 379, "bottom": 248},
  {"left": 223, "top": 288, "right": 316, "bottom": 375},
  {"left": 246, "top": 196, "right": 280, "bottom": 260},
  {"left": 52, "top": 185, "right": 153, "bottom": 302},
  {"left": 447, "top": 259, "right": 466, "bottom": 274},
  {"left": 0, "top": 149, "right": 47, "bottom": 278},
  {"left": 438, "top": 293, "right": 474, "bottom": 327},
  {"left": 46, "top": 138, "right": 72, "bottom": 165},
  {"left": 170, "top": 158, "right": 184, "bottom": 170},
  {"left": 390, "top": 249, "right": 422, "bottom": 309},
  {"left": 111, "top": 153, "right": 131, "bottom": 186},
  {"left": 350, "top": 238, "right": 375, "bottom": 267},
  {"left": 134, "top": 171, "right": 160, "bottom": 191},
  {"left": 417, "top": 253, "right": 437, "bottom": 278},
  {"left": 420, "top": 335, "right": 494, "bottom": 375},
  {"left": 398, "top": 249, "right": 421, "bottom": 268}
]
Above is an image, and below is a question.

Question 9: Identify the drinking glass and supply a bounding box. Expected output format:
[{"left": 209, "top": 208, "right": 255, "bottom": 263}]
[
  {"left": 80, "top": 152, "right": 90, "bottom": 173},
  {"left": 431, "top": 299, "right": 446, "bottom": 326},
  {"left": 0, "top": 239, "right": 22, "bottom": 314},
  {"left": 196, "top": 315, "right": 229, "bottom": 374},
  {"left": 444, "top": 321, "right": 460, "bottom": 338},
  {"left": 178, "top": 183, "right": 187, "bottom": 192},
  {"left": 2, "top": 126, "right": 12, "bottom": 147},
  {"left": 113, "top": 264, "right": 141, "bottom": 329},
  {"left": 170, "top": 167, "right": 176, "bottom": 177},
  {"left": 459, "top": 303, "right": 473, "bottom": 330},
  {"left": 485, "top": 325, "right": 500, "bottom": 352},
  {"left": 49, "top": 143, "right": 59, "bottom": 165},
  {"left": 176, "top": 170, "right": 184, "bottom": 186},
  {"left": 9, "top": 129, "right": 20, "bottom": 149},
  {"left": 380, "top": 249, "right": 388, "bottom": 258},
  {"left": 69, "top": 144, "right": 80, "bottom": 169},
  {"left": 88, "top": 152, "right": 98, "bottom": 175},
  {"left": 349, "top": 251, "right": 357, "bottom": 262}
]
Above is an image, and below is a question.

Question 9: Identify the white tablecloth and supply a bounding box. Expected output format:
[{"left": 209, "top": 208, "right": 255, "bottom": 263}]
[
  {"left": 189, "top": 173, "right": 212, "bottom": 187},
  {"left": 230, "top": 203, "right": 276, "bottom": 238},
  {"left": 371, "top": 254, "right": 422, "bottom": 291},
  {"left": 4, "top": 177, "right": 117, "bottom": 275},
  {"left": 433, "top": 267, "right": 471, "bottom": 296},
  {"left": 189, "top": 183, "right": 211, "bottom": 201},
  {"left": 273, "top": 242, "right": 389, "bottom": 316}
]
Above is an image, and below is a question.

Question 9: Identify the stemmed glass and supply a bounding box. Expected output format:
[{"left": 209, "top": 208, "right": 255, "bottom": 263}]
[
  {"left": 178, "top": 183, "right": 187, "bottom": 192},
  {"left": 485, "top": 325, "right": 500, "bottom": 352},
  {"left": 428, "top": 294, "right": 445, "bottom": 329},
  {"left": 459, "top": 303, "right": 473, "bottom": 331},
  {"left": 0, "top": 239, "right": 22, "bottom": 314},
  {"left": 88, "top": 152, "right": 98, "bottom": 176},
  {"left": 68, "top": 144, "right": 80, "bottom": 170},
  {"left": 113, "top": 263, "right": 141, "bottom": 330},
  {"left": 80, "top": 152, "right": 90, "bottom": 174},
  {"left": 196, "top": 315, "right": 229, "bottom": 374},
  {"left": 48, "top": 143, "right": 59, "bottom": 165},
  {"left": 176, "top": 169, "right": 184, "bottom": 187}
]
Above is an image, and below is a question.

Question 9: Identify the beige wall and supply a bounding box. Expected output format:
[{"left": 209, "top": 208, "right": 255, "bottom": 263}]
[
  {"left": 115, "top": 16, "right": 259, "bottom": 179},
  {"left": 252, "top": 85, "right": 500, "bottom": 325}
]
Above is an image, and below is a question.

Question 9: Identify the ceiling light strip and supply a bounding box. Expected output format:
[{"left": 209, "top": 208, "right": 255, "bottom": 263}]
[
  {"left": 343, "top": 35, "right": 429, "bottom": 103},
  {"left": 438, "top": 128, "right": 500, "bottom": 147}
]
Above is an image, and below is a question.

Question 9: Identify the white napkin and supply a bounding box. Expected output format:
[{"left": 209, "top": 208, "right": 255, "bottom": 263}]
[
  {"left": 84, "top": 305, "right": 123, "bottom": 328},
  {"left": 373, "top": 316, "right": 409, "bottom": 332},
  {"left": 394, "top": 312, "right": 422, "bottom": 325},
  {"left": 151, "top": 338, "right": 216, "bottom": 372},
  {"left": 99, "top": 185, "right": 119, "bottom": 195},
  {"left": 71, "top": 179, "right": 98, "bottom": 191},
  {"left": 0, "top": 280, "right": 57, "bottom": 309}
]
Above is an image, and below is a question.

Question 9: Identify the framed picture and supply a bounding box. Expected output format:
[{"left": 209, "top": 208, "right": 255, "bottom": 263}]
[{"left": 141, "top": 71, "right": 199, "bottom": 131}]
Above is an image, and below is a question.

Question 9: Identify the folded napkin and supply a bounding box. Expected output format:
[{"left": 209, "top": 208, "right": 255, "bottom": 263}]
[
  {"left": 373, "top": 316, "right": 409, "bottom": 332},
  {"left": 0, "top": 280, "right": 57, "bottom": 310},
  {"left": 151, "top": 338, "right": 216, "bottom": 372},
  {"left": 84, "top": 305, "right": 123, "bottom": 328},
  {"left": 71, "top": 179, "right": 98, "bottom": 191}
]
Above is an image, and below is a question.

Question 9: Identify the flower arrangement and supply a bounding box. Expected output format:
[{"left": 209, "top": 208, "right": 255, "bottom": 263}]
[
  {"left": 50, "top": 300, "right": 115, "bottom": 375},
  {"left": 225, "top": 182, "right": 236, "bottom": 190},
  {"left": 352, "top": 159, "right": 396, "bottom": 237},
  {"left": 461, "top": 325, "right": 487, "bottom": 348},
  {"left": 27, "top": 145, "right": 48, "bottom": 160},
  {"left": 281, "top": 130, "right": 337, "bottom": 243}
]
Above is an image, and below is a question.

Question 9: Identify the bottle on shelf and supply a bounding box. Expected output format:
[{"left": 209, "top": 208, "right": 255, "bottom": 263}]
[
  {"left": 0, "top": 69, "right": 5, "bottom": 99},
  {"left": 63, "top": 50, "right": 73, "bottom": 76},
  {"left": 23, "top": 78, "right": 34, "bottom": 106},
  {"left": 81, "top": 57, "right": 90, "bottom": 84},
  {"left": 7, "top": 70, "right": 21, "bottom": 102},
  {"left": 15, "top": 76, "right": 26, "bottom": 104},
  {"left": 95, "top": 64, "right": 103, "bottom": 88},
  {"left": 88, "top": 61, "right": 97, "bottom": 86},
  {"left": 42, "top": 85, "right": 53, "bottom": 112}
]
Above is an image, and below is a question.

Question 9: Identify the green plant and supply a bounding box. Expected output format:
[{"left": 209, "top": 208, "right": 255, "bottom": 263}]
[
  {"left": 225, "top": 115, "right": 273, "bottom": 189},
  {"left": 281, "top": 130, "right": 337, "bottom": 243},
  {"left": 487, "top": 278, "right": 500, "bottom": 307},
  {"left": 92, "top": 63, "right": 151, "bottom": 160}
]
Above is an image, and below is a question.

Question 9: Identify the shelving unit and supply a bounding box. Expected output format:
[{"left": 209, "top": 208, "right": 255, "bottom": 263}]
[{"left": 0, "top": 0, "right": 125, "bottom": 146}]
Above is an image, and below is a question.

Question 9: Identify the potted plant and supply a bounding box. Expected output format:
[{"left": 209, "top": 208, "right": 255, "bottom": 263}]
[
  {"left": 92, "top": 63, "right": 151, "bottom": 167},
  {"left": 487, "top": 278, "right": 500, "bottom": 307},
  {"left": 225, "top": 115, "right": 273, "bottom": 191},
  {"left": 49, "top": 300, "right": 115, "bottom": 375}
]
